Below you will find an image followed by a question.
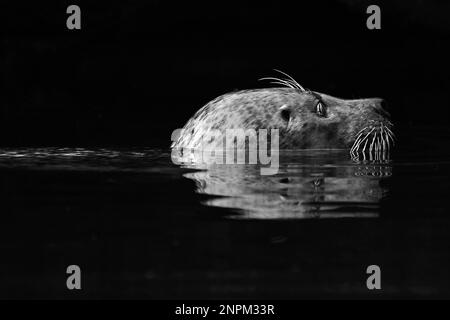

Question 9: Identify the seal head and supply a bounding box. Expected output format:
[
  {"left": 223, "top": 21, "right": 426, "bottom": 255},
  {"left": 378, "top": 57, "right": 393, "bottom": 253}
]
[{"left": 172, "top": 73, "right": 394, "bottom": 158}]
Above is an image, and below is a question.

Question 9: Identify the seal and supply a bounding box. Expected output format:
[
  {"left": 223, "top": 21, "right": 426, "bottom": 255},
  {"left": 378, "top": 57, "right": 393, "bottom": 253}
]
[{"left": 172, "top": 71, "right": 394, "bottom": 157}]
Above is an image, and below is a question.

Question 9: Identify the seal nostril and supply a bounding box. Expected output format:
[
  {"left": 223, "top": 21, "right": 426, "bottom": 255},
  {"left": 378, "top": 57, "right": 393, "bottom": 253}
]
[
  {"left": 372, "top": 99, "right": 391, "bottom": 119},
  {"left": 373, "top": 106, "right": 390, "bottom": 119},
  {"left": 280, "top": 109, "right": 291, "bottom": 122}
]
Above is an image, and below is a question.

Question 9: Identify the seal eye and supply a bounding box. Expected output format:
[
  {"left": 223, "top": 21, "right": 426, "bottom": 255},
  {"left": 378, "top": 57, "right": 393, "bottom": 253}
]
[{"left": 316, "top": 101, "right": 326, "bottom": 117}]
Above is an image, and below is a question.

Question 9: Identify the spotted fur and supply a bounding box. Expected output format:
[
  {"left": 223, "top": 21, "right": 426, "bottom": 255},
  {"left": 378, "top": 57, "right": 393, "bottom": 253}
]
[{"left": 172, "top": 87, "right": 392, "bottom": 151}]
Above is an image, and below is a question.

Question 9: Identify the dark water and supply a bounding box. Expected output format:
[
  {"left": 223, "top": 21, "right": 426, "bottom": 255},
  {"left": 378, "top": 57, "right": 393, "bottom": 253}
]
[{"left": 1, "top": 141, "right": 450, "bottom": 298}]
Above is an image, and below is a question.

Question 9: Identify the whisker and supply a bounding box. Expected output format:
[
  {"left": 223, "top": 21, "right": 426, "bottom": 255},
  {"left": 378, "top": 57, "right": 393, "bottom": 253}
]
[
  {"left": 384, "top": 126, "right": 395, "bottom": 137},
  {"left": 350, "top": 140, "right": 358, "bottom": 154},
  {"left": 351, "top": 150, "right": 358, "bottom": 161},
  {"left": 374, "top": 137, "right": 380, "bottom": 156},
  {"left": 369, "top": 131, "right": 378, "bottom": 154},
  {"left": 362, "top": 138, "right": 369, "bottom": 154},
  {"left": 351, "top": 137, "right": 363, "bottom": 154},
  {"left": 385, "top": 131, "right": 390, "bottom": 151},
  {"left": 269, "top": 81, "right": 295, "bottom": 89},
  {"left": 384, "top": 127, "right": 396, "bottom": 146},
  {"left": 272, "top": 77, "right": 302, "bottom": 89},
  {"left": 273, "top": 69, "right": 306, "bottom": 91},
  {"left": 375, "top": 136, "right": 380, "bottom": 160},
  {"left": 380, "top": 125, "right": 387, "bottom": 152},
  {"left": 386, "top": 130, "right": 395, "bottom": 146},
  {"left": 378, "top": 135, "right": 382, "bottom": 158},
  {"left": 351, "top": 129, "right": 367, "bottom": 153},
  {"left": 259, "top": 78, "right": 288, "bottom": 87},
  {"left": 354, "top": 127, "right": 369, "bottom": 137},
  {"left": 259, "top": 77, "right": 290, "bottom": 83},
  {"left": 259, "top": 77, "right": 296, "bottom": 89},
  {"left": 353, "top": 127, "right": 375, "bottom": 153}
]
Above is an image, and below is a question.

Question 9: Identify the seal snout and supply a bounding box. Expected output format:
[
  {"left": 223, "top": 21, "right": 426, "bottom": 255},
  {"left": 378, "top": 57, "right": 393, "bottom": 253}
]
[{"left": 371, "top": 98, "right": 391, "bottom": 119}]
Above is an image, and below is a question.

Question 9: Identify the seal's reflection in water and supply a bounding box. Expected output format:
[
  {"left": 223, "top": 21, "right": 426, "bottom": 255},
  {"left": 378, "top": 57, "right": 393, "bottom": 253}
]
[{"left": 176, "top": 150, "right": 392, "bottom": 219}]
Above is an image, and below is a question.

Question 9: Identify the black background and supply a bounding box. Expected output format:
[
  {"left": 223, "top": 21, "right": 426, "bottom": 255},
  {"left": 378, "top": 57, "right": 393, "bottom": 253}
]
[
  {"left": 3, "top": 0, "right": 450, "bottom": 147},
  {"left": 2, "top": 1, "right": 450, "bottom": 300}
]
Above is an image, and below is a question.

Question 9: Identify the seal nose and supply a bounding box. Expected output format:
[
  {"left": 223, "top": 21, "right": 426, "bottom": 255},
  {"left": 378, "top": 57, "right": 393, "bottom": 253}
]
[
  {"left": 372, "top": 99, "right": 391, "bottom": 118},
  {"left": 380, "top": 99, "right": 390, "bottom": 112}
]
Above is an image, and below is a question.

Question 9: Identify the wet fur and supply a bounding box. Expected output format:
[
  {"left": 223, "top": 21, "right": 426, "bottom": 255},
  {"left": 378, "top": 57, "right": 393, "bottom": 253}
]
[{"left": 172, "top": 87, "right": 392, "bottom": 152}]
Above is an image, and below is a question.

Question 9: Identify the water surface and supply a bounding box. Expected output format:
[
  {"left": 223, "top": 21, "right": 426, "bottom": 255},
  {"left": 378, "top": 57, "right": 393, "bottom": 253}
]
[{"left": 0, "top": 146, "right": 449, "bottom": 298}]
